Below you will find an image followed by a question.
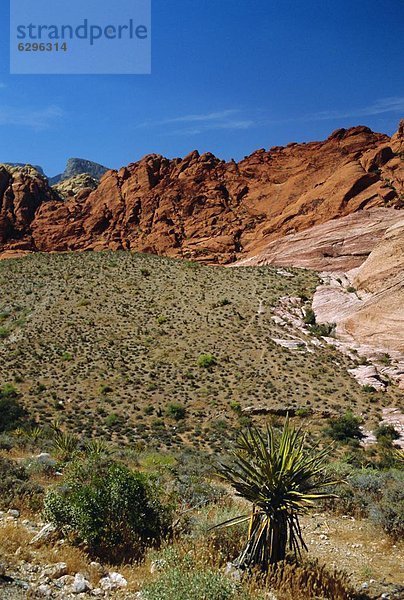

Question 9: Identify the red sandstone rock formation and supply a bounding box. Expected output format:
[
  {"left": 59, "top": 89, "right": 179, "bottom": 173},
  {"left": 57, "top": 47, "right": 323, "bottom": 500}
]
[
  {"left": 1, "top": 122, "right": 403, "bottom": 261},
  {"left": 0, "top": 165, "right": 59, "bottom": 253}
]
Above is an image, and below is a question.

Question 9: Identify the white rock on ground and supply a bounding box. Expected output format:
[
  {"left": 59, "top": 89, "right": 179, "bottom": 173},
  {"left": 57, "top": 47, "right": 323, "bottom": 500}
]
[
  {"left": 40, "top": 562, "right": 68, "bottom": 580},
  {"left": 72, "top": 572, "right": 91, "bottom": 593}
]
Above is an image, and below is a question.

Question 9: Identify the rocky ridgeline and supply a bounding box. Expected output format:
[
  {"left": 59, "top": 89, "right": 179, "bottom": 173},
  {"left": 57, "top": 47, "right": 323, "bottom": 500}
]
[{"left": 0, "top": 122, "right": 403, "bottom": 262}]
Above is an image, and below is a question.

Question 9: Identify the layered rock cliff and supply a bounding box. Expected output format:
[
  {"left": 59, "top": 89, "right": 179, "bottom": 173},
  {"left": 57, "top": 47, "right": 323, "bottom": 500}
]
[
  {"left": 233, "top": 208, "right": 403, "bottom": 271},
  {"left": 311, "top": 217, "right": 404, "bottom": 383},
  {"left": 344, "top": 219, "right": 404, "bottom": 353}
]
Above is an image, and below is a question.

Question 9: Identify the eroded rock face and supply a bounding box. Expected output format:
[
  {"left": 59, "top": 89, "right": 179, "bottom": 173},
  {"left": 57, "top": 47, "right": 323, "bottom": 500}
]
[
  {"left": 234, "top": 208, "right": 403, "bottom": 271},
  {"left": 0, "top": 122, "right": 402, "bottom": 261}
]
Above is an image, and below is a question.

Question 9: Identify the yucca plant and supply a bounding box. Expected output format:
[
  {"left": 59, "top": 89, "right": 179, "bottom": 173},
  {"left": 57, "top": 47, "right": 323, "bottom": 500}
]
[
  {"left": 85, "top": 438, "right": 110, "bottom": 458},
  {"left": 52, "top": 431, "right": 79, "bottom": 462},
  {"left": 29, "top": 426, "right": 43, "bottom": 443},
  {"left": 214, "top": 419, "right": 338, "bottom": 570},
  {"left": 13, "top": 427, "right": 27, "bottom": 439}
]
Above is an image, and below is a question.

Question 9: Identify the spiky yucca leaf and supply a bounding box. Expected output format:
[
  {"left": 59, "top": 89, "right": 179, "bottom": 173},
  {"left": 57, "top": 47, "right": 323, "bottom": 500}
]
[
  {"left": 393, "top": 447, "right": 404, "bottom": 464},
  {"left": 214, "top": 418, "right": 339, "bottom": 570}
]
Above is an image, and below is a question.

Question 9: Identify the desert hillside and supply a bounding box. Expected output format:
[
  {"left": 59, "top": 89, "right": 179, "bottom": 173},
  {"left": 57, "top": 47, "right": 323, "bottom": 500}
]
[{"left": 1, "top": 251, "right": 402, "bottom": 449}]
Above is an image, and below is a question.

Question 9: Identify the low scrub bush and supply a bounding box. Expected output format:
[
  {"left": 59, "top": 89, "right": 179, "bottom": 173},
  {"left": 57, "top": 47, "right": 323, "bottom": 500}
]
[
  {"left": 303, "top": 307, "right": 316, "bottom": 326},
  {"left": 324, "top": 467, "right": 404, "bottom": 540},
  {"left": 0, "top": 457, "right": 44, "bottom": 511},
  {"left": 173, "top": 478, "right": 227, "bottom": 511},
  {"left": 143, "top": 567, "right": 237, "bottom": 600},
  {"left": 362, "top": 384, "right": 376, "bottom": 393},
  {"left": 166, "top": 403, "right": 186, "bottom": 421},
  {"left": 309, "top": 322, "right": 336, "bottom": 337},
  {"left": 368, "top": 473, "right": 404, "bottom": 539},
  {"left": 44, "top": 457, "right": 172, "bottom": 562},
  {"left": 374, "top": 423, "right": 400, "bottom": 446},
  {"left": 0, "top": 326, "right": 10, "bottom": 339}
]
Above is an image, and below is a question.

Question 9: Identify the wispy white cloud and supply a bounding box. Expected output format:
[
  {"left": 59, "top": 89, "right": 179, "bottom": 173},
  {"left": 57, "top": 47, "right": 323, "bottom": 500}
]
[
  {"left": 161, "top": 109, "right": 240, "bottom": 125},
  {"left": 259, "top": 97, "right": 404, "bottom": 127},
  {"left": 136, "top": 96, "right": 403, "bottom": 137},
  {"left": 302, "top": 96, "right": 404, "bottom": 122},
  {"left": 0, "top": 105, "right": 64, "bottom": 130},
  {"left": 170, "top": 120, "right": 255, "bottom": 137},
  {"left": 138, "top": 109, "right": 255, "bottom": 134}
]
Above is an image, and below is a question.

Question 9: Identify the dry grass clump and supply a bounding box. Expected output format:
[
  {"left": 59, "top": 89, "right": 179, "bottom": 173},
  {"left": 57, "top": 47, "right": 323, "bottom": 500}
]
[
  {"left": 0, "top": 521, "right": 31, "bottom": 555},
  {"left": 247, "top": 559, "right": 355, "bottom": 600},
  {"left": 0, "top": 520, "right": 90, "bottom": 575}
]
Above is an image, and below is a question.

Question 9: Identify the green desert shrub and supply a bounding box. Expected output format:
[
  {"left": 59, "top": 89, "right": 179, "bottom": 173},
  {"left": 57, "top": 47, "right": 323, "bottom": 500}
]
[
  {"left": 44, "top": 457, "right": 172, "bottom": 562},
  {"left": 143, "top": 569, "right": 237, "bottom": 600},
  {"left": 325, "top": 411, "right": 363, "bottom": 442},
  {"left": 369, "top": 475, "right": 404, "bottom": 539},
  {"left": 173, "top": 476, "right": 226, "bottom": 511},
  {"left": 0, "top": 383, "right": 18, "bottom": 399},
  {"left": 303, "top": 307, "right": 316, "bottom": 325},
  {"left": 362, "top": 384, "right": 376, "bottom": 393},
  {"left": 197, "top": 354, "right": 217, "bottom": 369},
  {"left": 166, "top": 403, "right": 186, "bottom": 421},
  {"left": 374, "top": 424, "right": 400, "bottom": 445},
  {"left": 105, "top": 412, "right": 121, "bottom": 427},
  {"left": 229, "top": 401, "right": 242, "bottom": 415},
  {"left": 309, "top": 322, "right": 336, "bottom": 337},
  {"left": 0, "top": 326, "right": 10, "bottom": 339}
]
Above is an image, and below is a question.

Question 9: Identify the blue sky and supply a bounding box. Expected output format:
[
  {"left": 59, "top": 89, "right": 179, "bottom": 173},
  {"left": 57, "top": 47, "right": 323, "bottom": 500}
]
[{"left": 0, "top": 0, "right": 403, "bottom": 176}]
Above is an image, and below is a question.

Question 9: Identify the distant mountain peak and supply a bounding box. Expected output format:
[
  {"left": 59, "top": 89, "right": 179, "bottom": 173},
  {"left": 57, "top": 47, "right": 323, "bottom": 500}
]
[{"left": 49, "top": 158, "right": 109, "bottom": 185}]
